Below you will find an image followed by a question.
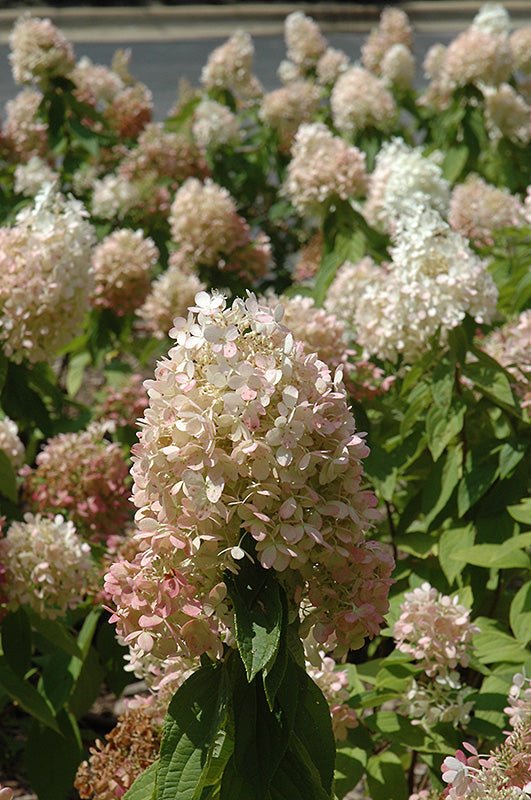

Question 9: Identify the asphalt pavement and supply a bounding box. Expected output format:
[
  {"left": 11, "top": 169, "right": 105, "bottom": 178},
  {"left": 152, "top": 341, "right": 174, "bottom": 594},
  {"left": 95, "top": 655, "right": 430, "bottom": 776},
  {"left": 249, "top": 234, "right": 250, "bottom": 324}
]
[{"left": 0, "top": 31, "right": 455, "bottom": 120}]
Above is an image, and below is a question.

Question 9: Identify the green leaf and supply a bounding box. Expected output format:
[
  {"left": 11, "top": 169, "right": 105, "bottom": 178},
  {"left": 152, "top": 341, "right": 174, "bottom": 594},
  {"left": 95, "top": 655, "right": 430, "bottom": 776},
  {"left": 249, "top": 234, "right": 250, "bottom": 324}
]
[
  {"left": 227, "top": 560, "right": 283, "bottom": 683},
  {"left": 464, "top": 353, "right": 518, "bottom": 413},
  {"left": 508, "top": 498, "right": 531, "bottom": 526},
  {"left": 473, "top": 618, "right": 529, "bottom": 664},
  {"left": 156, "top": 663, "right": 223, "bottom": 800},
  {"left": 27, "top": 612, "right": 82, "bottom": 659},
  {"left": 442, "top": 145, "right": 469, "bottom": 182},
  {"left": 0, "top": 656, "right": 58, "bottom": 732},
  {"left": 68, "top": 645, "right": 104, "bottom": 717},
  {"left": 451, "top": 542, "right": 530, "bottom": 570},
  {"left": 66, "top": 351, "right": 91, "bottom": 398},
  {"left": 438, "top": 525, "right": 475, "bottom": 585},
  {"left": 96, "top": 616, "right": 133, "bottom": 696},
  {"left": 334, "top": 741, "right": 368, "bottom": 799},
  {"left": 293, "top": 666, "right": 336, "bottom": 796},
  {"left": 25, "top": 711, "right": 82, "bottom": 800},
  {"left": 421, "top": 445, "right": 462, "bottom": 528},
  {"left": 1, "top": 608, "right": 32, "bottom": 676},
  {"left": 0, "top": 450, "right": 18, "bottom": 502},
  {"left": 457, "top": 453, "right": 499, "bottom": 516},
  {"left": 366, "top": 751, "right": 408, "bottom": 800},
  {"left": 426, "top": 400, "right": 465, "bottom": 462},
  {"left": 124, "top": 761, "right": 159, "bottom": 800},
  {"left": 510, "top": 582, "right": 531, "bottom": 646}
]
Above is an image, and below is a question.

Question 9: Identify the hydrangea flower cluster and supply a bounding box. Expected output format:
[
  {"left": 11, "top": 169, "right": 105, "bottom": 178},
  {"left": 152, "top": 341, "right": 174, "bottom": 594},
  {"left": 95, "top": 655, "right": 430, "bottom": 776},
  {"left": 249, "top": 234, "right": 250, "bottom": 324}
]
[
  {"left": 472, "top": 2, "right": 511, "bottom": 35},
  {"left": 510, "top": 26, "right": 531, "bottom": 72},
  {"left": 201, "top": 30, "right": 262, "bottom": 101},
  {"left": 442, "top": 724, "right": 531, "bottom": 799},
  {"left": 169, "top": 179, "right": 270, "bottom": 283},
  {"left": 91, "top": 173, "right": 141, "bottom": 220},
  {"left": 24, "top": 423, "right": 131, "bottom": 542},
  {"left": 91, "top": 229, "right": 159, "bottom": 316},
  {"left": 331, "top": 67, "right": 397, "bottom": 136},
  {"left": 106, "top": 291, "right": 393, "bottom": 665},
  {"left": 505, "top": 673, "right": 531, "bottom": 728},
  {"left": 482, "top": 311, "right": 531, "bottom": 408},
  {"left": 364, "top": 138, "right": 450, "bottom": 232},
  {"left": 353, "top": 208, "right": 498, "bottom": 363},
  {"left": 483, "top": 83, "right": 531, "bottom": 145},
  {"left": 284, "top": 11, "right": 327, "bottom": 71},
  {"left": 325, "top": 257, "right": 382, "bottom": 333},
  {"left": 0, "top": 514, "right": 95, "bottom": 619},
  {"left": 381, "top": 43, "right": 416, "bottom": 90},
  {"left": 119, "top": 123, "right": 207, "bottom": 188},
  {"left": 283, "top": 123, "right": 367, "bottom": 215},
  {"left": 97, "top": 374, "right": 149, "bottom": 429},
  {"left": 433, "top": 26, "right": 512, "bottom": 91},
  {"left": 71, "top": 56, "right": 124, "bottom": 107},
  {"left": 14, "top": 156, "right": 58, "bottom": 197},
  {"left": 0, "top": 185, "right": 95, "bottom": 364},
  {"left": 192, "top": 99, "right": 241, "bottom": 150},
  {"left": 104, "top": 83, "right": 153, "bottom": 139},
  {"left": 361, "top": 7, "right": 413, "bottom": 76},
  {"left": 75, "top": 705, "right": 163, "bottom": 800},
  {"left": 0, "top": 417, "right": 25, "bottom": 469},
  {"left": 316, "top": 47, "right": 350, "bottom": 86},
  {"left": 9, "top": 15, "right": 74, "bottom": 86},
  {"left": 449, "top": 175, "right": 526, "bottom": 246},
  {"left": 263, "top": 293, "right": 348, "bottom": 368},
  {"left": 259, "top": 81, "right": 321, "bottom": 151},
  {"left": 402, "top": 672, "right": 475, "bottom": 729},
  {"left": 2, "top": 90, "right": 48, "bottom": 162},
  {"left": 393, "top": 583, "right": 479, "bottom": 677},
  {"left": 136, "top": 254, "right": 206, "bottom": 339}
]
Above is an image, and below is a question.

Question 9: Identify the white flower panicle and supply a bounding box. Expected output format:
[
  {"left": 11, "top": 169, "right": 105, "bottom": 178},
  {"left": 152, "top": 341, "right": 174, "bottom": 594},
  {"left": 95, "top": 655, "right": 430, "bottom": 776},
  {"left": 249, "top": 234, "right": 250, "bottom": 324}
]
[
  {"left": 9, "top": 15, "right": 75, "bottom": 86},
  {"left": 331, "top": 66, "right": 397, "bottom": 136},
  {"left": 471, "top": 2, "right": 511, "bottom": 35},
  {"left": 91, "top": 174, "right": 142, "bottom": 220},
  {"left": 381, "top": 43, "right": 415, "bottom": 89},
  {"left": 354, "top": 208, "right": 498, "bottom": 363},
  {"left": 510, "top": 26, "right": 531, "bottom": 72},
  {"left": 259, "top": 81, "right": 321, "bottom": 151},
  {"left": 449, "top": 175, "right": 526, "bottom": 246},
  {"left": 484, "top": 83, "right": 531, "bottom": 145},
  {"left": 14, "top": 156, "right": 58, "bottom": 197},
  {"left": 192, "top": 99, "right": 240, "bottom": 150},
  {"left": 137, "top": 255, "right": 206, "bottom": 339},
  {"left": 0, "top": 513, "right": 95, "bottom": 619},
  {"left": 284, "top": 11, "right": 327, "bottom": 69},
  {"left": 201, "top": 30, "right": 262, "bottom": 100},
  {"left": 0, "top": 417, "right": 25, "bottom": 469},
  {"left": 106, "top": 291, "right": 393, "bottom": 664},
  {"left": 283, "top": 122, "right": 367, "bottom": 214},
  {"left": 0, "top": 185, "right": 95, "bottom": 363},
  {"left": 365, "top": 138, "right": 450, "bottom": 232},
  {"left": 325, "top": 257, "right": 382, "bottom": 333}
]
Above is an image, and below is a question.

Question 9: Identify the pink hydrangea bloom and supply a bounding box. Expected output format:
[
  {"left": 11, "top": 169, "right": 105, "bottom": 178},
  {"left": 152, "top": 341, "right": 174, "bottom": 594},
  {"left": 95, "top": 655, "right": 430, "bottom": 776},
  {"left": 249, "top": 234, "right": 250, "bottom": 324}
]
[
  {"left": 2, "top": 89, "right": 48, "bottom": 162},
  {"left": 259, "top": 81, "right": 321, "bottom": 151},
  {"left": 505, "top": 673, "right": 531, "bottom": 728},
  {"left": 482, "top": 311, "right": 531, "bottom": 408},
  {"left": 97, "top": 374, "right": 149, "bottom": 429},
  {"left": 119, "top": 123, "right": 207, "bottom": 186},
  {"left": 316, "top": 47, "right": 349, "bottom": 86},
  {"left": 91, "top": 229, "right": 159, "bottom": 316},
  {"left": 449, "top": 175, "right": 526, "bottom": 246},
  {"left": 104, "top": 83, "right": 153, "bottom": 139},
  {"left": 71, "top": 56, "right": 124, "bottom": 106},
  {"left": 394, "top": 582, "right": 479, "bottom": 677},
  {"left": 107, "top": 291, "right": 393, "bottom": 663},
  {"left": 283, "top": 122, "right": 367, "bottom": 215},
  {"left": 511, "top": 26, "right": 531, "bottom": 72},
  {"left": 24, "top": 423, "right": 131, "bottom": 542},
  {"left": 484, "top": 83, "right": 531, "bottom": 145},
  {"left": 305, "top": 646, "right": 358, "bottom": 741},
  {"left": 442, "top": 27, "right": 512, "bottom": 88}
]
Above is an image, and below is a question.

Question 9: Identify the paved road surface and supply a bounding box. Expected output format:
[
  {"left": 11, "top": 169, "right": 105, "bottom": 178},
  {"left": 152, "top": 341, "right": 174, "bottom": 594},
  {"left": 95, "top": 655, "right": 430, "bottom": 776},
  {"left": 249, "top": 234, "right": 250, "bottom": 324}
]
[{"left": 0, "top": 32, "right": 453, "bottom": 120}]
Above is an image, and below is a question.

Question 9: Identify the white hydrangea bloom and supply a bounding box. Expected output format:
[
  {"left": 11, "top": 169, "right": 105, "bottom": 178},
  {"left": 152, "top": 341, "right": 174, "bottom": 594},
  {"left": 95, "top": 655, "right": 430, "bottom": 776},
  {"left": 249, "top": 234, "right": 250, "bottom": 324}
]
[
  {"left": 354, "top": 208, "right": 498, "bottom": 363},
  {"left": 0, "top": 185, "right": 95, "bottom": 363},
  {"left": 0, "top": 513, "right": 95, "bottom": 619},
  {"left": 14, "top": 156, "right": 58, "bottom": 197},
  {"left": 365, "top": 138, "right": 450, "bottom": 231},
  {"left": 192, "top": 99, "right": 240, "bottom": 150},
  {"left": 381, "top": 43, "right": 415, "bottom": 89},
  {"left": 0, "top": 417, "right": 25, "bottom": 468},
  {"left": 284, "top": 11, "right": 327, "bottom": 69},
  {"left": 471, "top": 2, "right": 511, "bottom": 36},
  {"left": 91, "top": 173, "right": 141, "bottom": 220}
]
